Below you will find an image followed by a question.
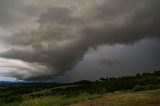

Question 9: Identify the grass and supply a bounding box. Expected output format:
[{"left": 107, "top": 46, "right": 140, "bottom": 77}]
[
  {"left": 3, "top": 93, "right": 101, "bottom": 106},
  {"left": 1, "top": 82, "right": 160, "bottom": 106},
  {"left": 3, "top": 89, "right": 160, "bottom": 106},
  {"left": 70, "top": 89, "right": 160, "bottom": 106}
]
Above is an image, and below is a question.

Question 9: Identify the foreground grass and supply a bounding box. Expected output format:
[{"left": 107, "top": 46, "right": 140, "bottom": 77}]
[
  {"left": 70, "top": 89, "right": 160, "bottom": 106},
  {"left": 3, "top": 89, "right": 160, "bottom": 106},
  {"left": 3, "top": 93, "right": 101, "bottom": 106}
]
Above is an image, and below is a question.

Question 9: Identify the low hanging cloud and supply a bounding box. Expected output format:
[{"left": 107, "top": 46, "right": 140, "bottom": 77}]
[
  {"left": 0, "top": 58, "right": 51, "bottom": 81},
  {"left": 0, "top": 0, "right": 160, "bottom": 81}
]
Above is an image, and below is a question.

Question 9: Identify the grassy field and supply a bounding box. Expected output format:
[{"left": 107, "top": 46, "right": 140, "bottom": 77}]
[
  {"left": 3, "top": 93, "right": 101, "bottom": 106},
  {"left": 70, "top": 89, "right": 160, "bottom": 106},
  {"left": 3, "top": 89, "right": 160, "bottom": 106},
  {"left": 1, "top": 71, "right": 160, "bottom": 106}
]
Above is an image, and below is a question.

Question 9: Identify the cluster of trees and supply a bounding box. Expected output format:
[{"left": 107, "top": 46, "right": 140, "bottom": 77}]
[
  {"left": 29, "top": 70, "right": 160, "bottom": 98},
  {"left": 87, "top": 70, "right": 160, "bottom": 93},
  {"left": 98, "top": 70, "right": 160, "bottom": 92}
]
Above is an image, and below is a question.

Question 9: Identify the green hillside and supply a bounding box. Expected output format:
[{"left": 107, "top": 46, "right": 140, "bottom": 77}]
[{"left": 0, "top": 70, "right": 160, "bottom": 106}]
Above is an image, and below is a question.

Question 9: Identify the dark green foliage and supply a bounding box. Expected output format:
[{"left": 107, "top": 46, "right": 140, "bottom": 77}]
[
  {"left": 147, "top": 84, "right": 157, "bottom": 90},
  {"left": 133, "top": 85, "right": 146, "bottom": 92},
  {"left": 136, "top": 73, "right": 141, "bottom": 79},
  {"left": 100, "top": 77, "right": 106, "bottom": 81},
  {"left": 133, "top": 84, "right": 159, "bottom": 92}
]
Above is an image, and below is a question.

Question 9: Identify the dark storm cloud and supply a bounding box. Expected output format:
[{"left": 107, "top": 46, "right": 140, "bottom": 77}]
[
  {"left": 38, "top": 7, "right": 84, "bottom": 26},
  {"left": 100, "top": 58, "right": 116, "bottom": 66},
  {"left": 81, "top": 0, "right": 160, "bottom": 45},
  {"left": 0, "top": 0, "right": 160, "bottom": 81},
  {"left": 0, "top": 0, "right": 38, "bottom": 28},
  {"left": 0, "top": 0, "right": 18, "bottom": 27},
  {"left": 59, "top": 38, "right": 160, "bottom": 83}
]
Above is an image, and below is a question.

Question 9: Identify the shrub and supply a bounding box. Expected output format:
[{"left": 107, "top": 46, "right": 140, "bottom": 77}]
[
  {"left": 133, "top": 85, "right": 146, "bottom": 92},
  {"left": 145, "top": 84, "right": 157, "bottom": 90}
]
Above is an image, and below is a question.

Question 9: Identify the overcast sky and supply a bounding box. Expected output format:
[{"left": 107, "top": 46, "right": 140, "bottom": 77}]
[{"left": 0, "top": 0, "right": 160, "bottom": 82}]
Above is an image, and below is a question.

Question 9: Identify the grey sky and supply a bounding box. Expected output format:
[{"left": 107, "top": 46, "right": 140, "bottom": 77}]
[{"left": 0, "top": 0, "right": 159, "bottom": 82}]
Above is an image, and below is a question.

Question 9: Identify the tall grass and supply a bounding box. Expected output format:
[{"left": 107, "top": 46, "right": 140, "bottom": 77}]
[{"left": 3, "top": 93, "right": 101, "bottom": 106}]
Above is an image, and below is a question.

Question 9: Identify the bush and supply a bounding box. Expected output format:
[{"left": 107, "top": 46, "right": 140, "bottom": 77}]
[
  {"left": 133, "top": 85, "right": 146, "bottom": 92},
  {"left": 0, "top": 95, "right": 22, "bottom": 104},
  {"left": 145, "top": 84, "right": 157, "bottom": 90}
]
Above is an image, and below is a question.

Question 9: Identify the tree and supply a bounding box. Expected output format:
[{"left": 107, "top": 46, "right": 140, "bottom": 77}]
[
  {"left": 100, "top": 77, "right": 106, "bottom": 81},
  {"left": 136, "top": 73, "right": 141, "bottom": 79}
]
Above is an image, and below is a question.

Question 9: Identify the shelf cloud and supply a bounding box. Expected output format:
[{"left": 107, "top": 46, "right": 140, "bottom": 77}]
[{"left": 0, "top": 0, "right": 160, "bottom": 81}]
